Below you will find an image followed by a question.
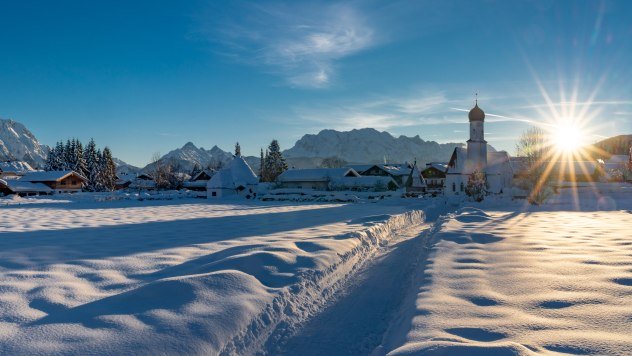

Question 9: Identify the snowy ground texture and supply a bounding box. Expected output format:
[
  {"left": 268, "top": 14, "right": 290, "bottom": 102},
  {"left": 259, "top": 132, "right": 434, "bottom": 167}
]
[
  {"left": 1, "top": 183, "right": 631, "bottom": 355},
  {"left": 383, "top": 184, "right": 632, "bottom": 356},
  {"left": 0, "top": 197, "right": 424, "bottom": 354}
]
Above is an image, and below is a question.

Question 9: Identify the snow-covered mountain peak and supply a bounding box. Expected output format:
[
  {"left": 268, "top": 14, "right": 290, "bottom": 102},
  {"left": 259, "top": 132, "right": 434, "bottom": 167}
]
[
  {"left": 0, "top": 118, "right": 48, "bottom": 168},
  {"left": 284, "top": 128, "right": 467, "bottom": 164}
]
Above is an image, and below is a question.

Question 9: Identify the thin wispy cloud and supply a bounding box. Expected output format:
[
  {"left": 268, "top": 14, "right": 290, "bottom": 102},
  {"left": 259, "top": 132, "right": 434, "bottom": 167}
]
[
  {"left": 290, "top": 90, "right": 459, "bottom": 131},
  {"left": 198, "top": 2, "right": 375, "bottom": 88}
]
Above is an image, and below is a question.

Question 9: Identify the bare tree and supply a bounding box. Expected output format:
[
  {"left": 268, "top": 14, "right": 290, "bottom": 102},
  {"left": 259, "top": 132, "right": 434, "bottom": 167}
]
[
  {"left": 515, "top": 127, "right": 552, "bottom": 204},
  {"left": 320, "top": 156, "right": 348, "bottom": 168}
]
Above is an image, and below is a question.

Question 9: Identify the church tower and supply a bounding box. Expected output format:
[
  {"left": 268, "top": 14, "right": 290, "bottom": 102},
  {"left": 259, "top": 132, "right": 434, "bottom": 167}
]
[{"left": 466, "top": 97, "right": 487, "bottom": 173}]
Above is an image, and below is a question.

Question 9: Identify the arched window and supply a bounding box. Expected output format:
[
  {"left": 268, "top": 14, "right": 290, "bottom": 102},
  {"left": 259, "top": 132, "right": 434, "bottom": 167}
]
[
  {"left": 452, "top": 182, "right": 456, "bottom": 192},
  {"left": 460, "top": 182, "right": 464, "bottom": 191}
]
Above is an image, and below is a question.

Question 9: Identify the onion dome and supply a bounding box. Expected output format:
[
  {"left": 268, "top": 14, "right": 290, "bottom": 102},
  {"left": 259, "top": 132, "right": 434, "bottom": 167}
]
[{"left": 468, "top": 103, "right": 485, "bottom": 122}]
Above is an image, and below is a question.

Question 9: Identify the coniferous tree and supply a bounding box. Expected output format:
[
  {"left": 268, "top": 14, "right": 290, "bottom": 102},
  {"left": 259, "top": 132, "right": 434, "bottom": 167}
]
[
  {"left": 54, "top": 141, "right": 65, "bottom": 170},
  {"left": 259, "top": 148, "right": 264, "bottom": 181},
  {"left": 63, "top": 139, "right": 73, "bottom": 170},
  {"left": 100, "top": 147, "right": 117, "bottom": 191},
  {"left": 263, "top": 139, "right": 287, "bottom": 182},
  {"left": 84, "top": 139, "right": 100, "bottom": 191},
  {"left": 95, "top": 149, "right": 104, "bottom": 191},
  {"left": 44, "top": 147, "right": 56, "bottom": 171},
  {"left": 74, "top": 140, "right": 88, "bottom": 177}
]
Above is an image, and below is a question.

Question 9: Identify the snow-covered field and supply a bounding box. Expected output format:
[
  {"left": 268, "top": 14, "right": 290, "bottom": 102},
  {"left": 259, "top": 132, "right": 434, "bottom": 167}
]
[
  {"left": 383, "top": 185, "right": 632, "bottom": 355},
  {"left": 0, "top": 197, "right": 425, "bottom": 354},
  {"left": 1, "top": 183, "right": 631, "bottom": 355}
]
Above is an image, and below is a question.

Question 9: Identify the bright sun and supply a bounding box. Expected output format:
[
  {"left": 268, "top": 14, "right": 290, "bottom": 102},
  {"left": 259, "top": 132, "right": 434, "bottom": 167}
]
[{"left": 552, "top": 123, "right": 583, "bottom": 153}]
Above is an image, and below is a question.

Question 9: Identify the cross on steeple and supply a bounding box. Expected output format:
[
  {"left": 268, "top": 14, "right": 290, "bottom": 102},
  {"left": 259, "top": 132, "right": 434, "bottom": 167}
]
[{"left": 475, "top": 92, "right": 478, "bottom": 105}]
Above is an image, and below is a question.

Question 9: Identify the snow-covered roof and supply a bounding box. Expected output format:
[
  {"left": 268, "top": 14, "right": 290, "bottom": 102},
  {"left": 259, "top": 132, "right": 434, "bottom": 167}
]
[
  {"left": 345, "top": 164, "right": 374, "bottom": 174},
  {"left": 407, "top": 162, "right": 427, "bottom": 188},
  {"left": 116, "top": 173, "right": 137, "bottom": 183},
  {"left": 20, "top": 170, "right": 86, "bottom": 182},
  {"left": 207, "top": 155, "right": 258, "bottom": 189},
  {"left": 486, "top": 151, "right": 513, "bottom": 175},
  {"left": 0, "top": 178, "right": 53, "bottom": 193},
  {"left": 446, "top": 147, "right": 468, "bottom": 174},
  {"left": 278, "top": 168, "right": 359, "bottom": 182},
  {"left": 0, "top": 161, "right": 34, "bottom": 173},
  {"left": 380, "top": 163, "right": 412, "bottom": 176}
]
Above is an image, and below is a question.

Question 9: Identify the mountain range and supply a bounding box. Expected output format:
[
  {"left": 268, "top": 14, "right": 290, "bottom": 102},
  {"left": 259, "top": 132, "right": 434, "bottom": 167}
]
[
  {"left": 0, "top": 118, "right": 491, "bottom": 174},
  {"left": 7, "top": 118, "right": 627, "bottom": 176}
]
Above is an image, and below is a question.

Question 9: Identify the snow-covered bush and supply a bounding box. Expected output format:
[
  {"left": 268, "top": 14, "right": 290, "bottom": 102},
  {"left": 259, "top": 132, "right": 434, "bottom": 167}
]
[
  {"left": 608, "top": 168, "right": 625, "bottom": 182},
  {"left": 465, "top": 170, "right": 487, "bottom": 202}
]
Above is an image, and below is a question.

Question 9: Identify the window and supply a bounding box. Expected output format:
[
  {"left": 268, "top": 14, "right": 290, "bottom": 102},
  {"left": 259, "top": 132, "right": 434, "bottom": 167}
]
[
  {"left": 452, "top": 182, "right": 456, "bottom": 192},
  {"left": 71, "top": 180, "right": 77, "bottom": 185},
  {"left": 211, "top": 191, "right": 217, "bottom": 196},
  {"left": 460, "top": 182, "right": 464, "bottom": 192},
  {"left": 61, "top": 180, "right": 67, "bottom": 186}
]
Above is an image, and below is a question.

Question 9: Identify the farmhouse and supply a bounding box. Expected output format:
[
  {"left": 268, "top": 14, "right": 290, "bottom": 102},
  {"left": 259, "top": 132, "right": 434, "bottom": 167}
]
[
  {"left": 0, "top": 170, "right": 86, "bottom": 195},
  {"left": 347, "top": 163, "right": 413, "bottom": 186},
  {"left": 422, "top": 162, "right": 447, "bottom": 193},
  {"left": 183, "top": 169, "right": 215, "bottom": 192},
  {"left": 278, "top": 168, "right": 359, "bottom": 190},
  {"left": 207, "top": 155, "right": 258, "bottom": 198},
  {"left": 278, "top": 167, "right": 398, "bottom": 191},
  {"left": 128, "top": 173, "right": 157, "bottom": 190}
]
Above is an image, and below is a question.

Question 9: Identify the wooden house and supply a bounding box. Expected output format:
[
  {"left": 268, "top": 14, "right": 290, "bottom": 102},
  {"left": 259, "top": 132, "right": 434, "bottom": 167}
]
[
  {"left": 1, "top": 170, "right": 86, "bottom": 195},
  {"left": 421, "top": 163, "right": 447, "bottom": 193}
]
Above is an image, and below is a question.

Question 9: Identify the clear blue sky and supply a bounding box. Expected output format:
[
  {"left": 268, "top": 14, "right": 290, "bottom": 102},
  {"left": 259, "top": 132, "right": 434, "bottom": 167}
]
[{"left": 1, "top": 0, "right": 630, "bottom": 166}]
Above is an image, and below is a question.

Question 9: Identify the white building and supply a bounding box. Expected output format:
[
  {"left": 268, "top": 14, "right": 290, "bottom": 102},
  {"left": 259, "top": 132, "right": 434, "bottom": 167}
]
[
  {"left": 207, "top": 155, "right": 258, "bottom": 198},
  {"left": 445, "top": 101, "right": 513, "bottom": 196}
]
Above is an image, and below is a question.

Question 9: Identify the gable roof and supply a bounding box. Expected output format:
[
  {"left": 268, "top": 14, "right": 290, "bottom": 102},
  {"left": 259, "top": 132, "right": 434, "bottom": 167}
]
[
  {"left": 345, "top": 164, "right": 375, "bottom": 174},
  {"left": 20, "top": 170, "right": 87, "bottom": 183},
  {"left": 406, "top": 162, "right": 427, "bottom": 188},
  {"left": 0, "top": 178, "right": 53, "bottom": 193},
  {"left": 207, "top": 156, "right": 258, "bottom": 189},
  {"left": 191, "top": 169, "right": 215, "bottom": 181}
]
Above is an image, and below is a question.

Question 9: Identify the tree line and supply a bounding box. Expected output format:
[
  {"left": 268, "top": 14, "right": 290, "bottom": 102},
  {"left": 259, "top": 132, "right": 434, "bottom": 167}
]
[
  {"left": 258, "top": 139, "right": 287, "bottom": 182},
  {"left": 44, "top": 138, "right": 117, "bottom": 191}
]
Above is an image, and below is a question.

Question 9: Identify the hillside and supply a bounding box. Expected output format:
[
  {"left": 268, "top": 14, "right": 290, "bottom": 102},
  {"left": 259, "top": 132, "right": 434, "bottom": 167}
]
[{"left": 588, "top": 134, "right": 632, "bottom": 158}]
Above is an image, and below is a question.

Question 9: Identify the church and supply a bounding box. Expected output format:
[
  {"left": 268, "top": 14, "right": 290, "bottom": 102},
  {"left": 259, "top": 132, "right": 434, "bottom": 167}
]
[{"left": 445, "top": 100, "right": 513, "bottom": 196}]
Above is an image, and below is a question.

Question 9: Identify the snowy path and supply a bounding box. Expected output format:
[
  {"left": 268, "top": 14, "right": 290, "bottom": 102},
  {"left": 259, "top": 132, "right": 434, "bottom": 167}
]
[
  {"left": 275, "top": 224, "right": 431, "bottom": 355},
  {"left": 386, "top": 208, "right": 632, "bottom": 355}
]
